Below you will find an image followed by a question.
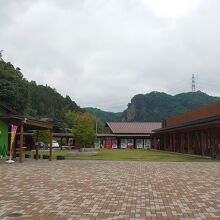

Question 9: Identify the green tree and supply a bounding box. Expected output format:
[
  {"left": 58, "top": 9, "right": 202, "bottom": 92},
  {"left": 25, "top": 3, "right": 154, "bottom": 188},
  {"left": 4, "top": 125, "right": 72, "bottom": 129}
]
[
  {"left": 72, "top": 113, "right": 95, "bottom": 148},
  {"left": 0, "top": 144, "right": 7, "bottom": 158},
  {"left": 63, "top": 110, "right": 78, "bottom": 132},
  {"left": 32, "top": 130, "right": 51, "bottom": 145}
]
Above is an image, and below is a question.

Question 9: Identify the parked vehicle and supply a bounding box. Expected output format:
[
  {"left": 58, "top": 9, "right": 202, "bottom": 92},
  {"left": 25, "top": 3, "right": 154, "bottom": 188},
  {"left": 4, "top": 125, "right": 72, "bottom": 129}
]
[
  {"left": 112, "top": 144, "right": 118, "bottom": 149},
  {"left": 52, "top": 140, "right": 59, "bottom": 148},
  {"left": 38, "top": 142, "right": 46, "bottom": 149},
  {"left": 48, "top": 140, "right": 60, "bottom": 148}
]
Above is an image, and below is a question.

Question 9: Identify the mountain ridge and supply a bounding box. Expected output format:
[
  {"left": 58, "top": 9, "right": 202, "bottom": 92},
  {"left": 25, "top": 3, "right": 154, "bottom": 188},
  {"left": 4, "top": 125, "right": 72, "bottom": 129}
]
[
  {"left": 84, "top": 107, "right": 122, "bottom": 122},
  {"left": 85, "top": 91, "right": 220, "bottom": 122}
]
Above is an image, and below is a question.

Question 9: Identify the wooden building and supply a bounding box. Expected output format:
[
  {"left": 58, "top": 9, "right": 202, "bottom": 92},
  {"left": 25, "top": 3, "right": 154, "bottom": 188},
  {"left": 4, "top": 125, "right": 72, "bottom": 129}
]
[
  {"left": 1, "top": 115, "right": 54, "bottom": 162},
  {"left": 152, "top": 101, "right": 220, "bottom": 157},
  {"left": 0, "top": 101, "right": 54, "bottom": 162},
  {"left": 0, "top": 101, "right": 16, "bottom": 153},
  {"left": 96, "top": 122, "right": 161, "bottom": 149}
]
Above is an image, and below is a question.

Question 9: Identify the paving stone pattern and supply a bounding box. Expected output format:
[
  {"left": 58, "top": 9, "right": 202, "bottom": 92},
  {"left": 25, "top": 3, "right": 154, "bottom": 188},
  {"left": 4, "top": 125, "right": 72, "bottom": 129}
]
[{"left": 0, "top": 160, "right": 220, "bottom": 220}]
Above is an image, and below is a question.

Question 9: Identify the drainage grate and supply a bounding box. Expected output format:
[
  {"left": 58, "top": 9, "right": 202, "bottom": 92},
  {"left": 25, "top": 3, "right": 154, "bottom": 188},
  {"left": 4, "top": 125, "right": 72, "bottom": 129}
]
[{"left": 7, "top": 212, "right": 23, "bottom": 217}]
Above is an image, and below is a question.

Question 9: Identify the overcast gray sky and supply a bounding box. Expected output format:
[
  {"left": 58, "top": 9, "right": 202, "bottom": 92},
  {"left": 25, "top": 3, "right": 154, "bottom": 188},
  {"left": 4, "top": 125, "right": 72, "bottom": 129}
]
[{"left": 1, "top": 0, "right": 220, "bottom": 112}]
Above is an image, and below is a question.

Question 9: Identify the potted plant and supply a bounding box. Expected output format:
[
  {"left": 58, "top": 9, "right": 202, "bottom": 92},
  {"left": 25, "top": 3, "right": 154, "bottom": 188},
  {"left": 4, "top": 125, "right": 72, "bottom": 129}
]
[
  {"left": 42, "top": 155, "right": 49, "bottom": 159},
  {"left": 56, "top": 155, "right": 65, "bottom": 160}
]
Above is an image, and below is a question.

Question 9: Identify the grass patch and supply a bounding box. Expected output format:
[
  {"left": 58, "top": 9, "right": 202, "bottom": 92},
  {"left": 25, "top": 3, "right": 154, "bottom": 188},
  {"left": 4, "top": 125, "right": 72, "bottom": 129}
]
[{"left": 25, "top": 149, "right": 212, "bottom": 162}]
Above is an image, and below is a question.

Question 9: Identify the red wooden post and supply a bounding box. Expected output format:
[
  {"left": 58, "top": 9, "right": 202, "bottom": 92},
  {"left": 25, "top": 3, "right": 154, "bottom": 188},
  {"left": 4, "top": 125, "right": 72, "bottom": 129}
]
[
  {"left": 187, "top": 131, "right": 190, "bottom": 154},
  {"left": 164, "top": 135, "right": 166, "bottom": 151},
  {"left": 154, "top": 136, "right": 157, "bottom": 149},
  {"left": 181, "top": 133, "right": 184, "bottom": 153},
  {"left": 201, "top": 129, "right": 205, "bottom": 156},
  {"left": 180, "top": 133, "right": 182, "bottom": 153},
  {"left": 169, "top": 134, "right": 172, "bottom": 152},
  {"left": 183, "top": 133, "right": 186, "bottom": 153}
]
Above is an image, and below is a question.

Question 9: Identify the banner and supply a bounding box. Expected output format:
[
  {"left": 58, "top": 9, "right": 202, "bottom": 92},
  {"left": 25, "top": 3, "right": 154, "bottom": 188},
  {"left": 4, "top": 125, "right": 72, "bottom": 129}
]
[{"left": 9, "top": 125, "right": 18, "bottom": 157}]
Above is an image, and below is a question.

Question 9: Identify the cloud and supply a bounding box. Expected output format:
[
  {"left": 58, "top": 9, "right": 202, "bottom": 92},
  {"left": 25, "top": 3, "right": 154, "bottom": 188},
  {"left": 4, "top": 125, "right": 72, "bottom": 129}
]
[{"left": 1, "top": 0, "right": 220, "bottom": 111}]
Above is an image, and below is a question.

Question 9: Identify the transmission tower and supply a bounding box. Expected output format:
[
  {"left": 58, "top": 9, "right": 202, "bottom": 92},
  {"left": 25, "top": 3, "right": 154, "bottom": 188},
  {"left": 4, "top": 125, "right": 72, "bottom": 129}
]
[{"left": 192, "top": 74, "right": 196, "bottom": 92}]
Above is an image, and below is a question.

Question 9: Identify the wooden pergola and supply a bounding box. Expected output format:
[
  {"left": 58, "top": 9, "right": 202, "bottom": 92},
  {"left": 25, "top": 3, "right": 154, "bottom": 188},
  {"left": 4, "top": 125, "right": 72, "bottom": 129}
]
[{"left": 0, "top": 115, "right": 53, "bottom": 163}]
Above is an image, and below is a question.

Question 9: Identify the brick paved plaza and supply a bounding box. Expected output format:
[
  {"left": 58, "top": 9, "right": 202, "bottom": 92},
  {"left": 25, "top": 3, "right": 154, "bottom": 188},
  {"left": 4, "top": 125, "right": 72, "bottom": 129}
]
[{"left": 0, "top": 160, "right": 220, "bottom": 220}]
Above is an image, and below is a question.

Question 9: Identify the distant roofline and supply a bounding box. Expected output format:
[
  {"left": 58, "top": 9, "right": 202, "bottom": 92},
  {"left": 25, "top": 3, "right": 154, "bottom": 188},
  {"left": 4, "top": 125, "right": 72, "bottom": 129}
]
[
  {"left": 106, "top": 121, "right": 161, "bottom": 123},
  {"left": 106, "top": 121, "right": 162, "bottom": 134},
  {"left": 154, "top": 115, "right": 220, "bottom": 133},
  {"left": 97, "top": 134, "right": 150, "bottom": 137},
  {"left": 163, "top": 101, "right": 220, "bottom": 128}
]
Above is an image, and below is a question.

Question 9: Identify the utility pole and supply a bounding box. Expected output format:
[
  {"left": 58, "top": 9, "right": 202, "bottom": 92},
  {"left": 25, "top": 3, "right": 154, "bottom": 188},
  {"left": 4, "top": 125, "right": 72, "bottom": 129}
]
[{"left": 192, "top": 74, "right": 196, "bottom": 92}]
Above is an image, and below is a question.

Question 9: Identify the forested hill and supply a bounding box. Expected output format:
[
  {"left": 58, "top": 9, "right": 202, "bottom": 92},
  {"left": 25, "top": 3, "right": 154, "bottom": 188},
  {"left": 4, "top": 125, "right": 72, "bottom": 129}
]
[
  {"left": 1, "top": 60, "right": 220, "bottom": 125},
  {"left": 0, "top": 60, "right": 82, "bottom": 120},
  {"left": 84, "top": 107, "right": 122, "bottom": 122},
  {"left": 121, "top": 91, "right": 220, "bottom": 122}
]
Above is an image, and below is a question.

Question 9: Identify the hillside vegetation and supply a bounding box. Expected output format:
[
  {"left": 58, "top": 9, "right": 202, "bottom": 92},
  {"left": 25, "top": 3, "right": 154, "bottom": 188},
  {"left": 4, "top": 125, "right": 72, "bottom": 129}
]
[
  {"left": 1, "top": 60, "right": 219, "bottom": 127},
  {"left": 84, "top": 107, "right": 122, "bottom": 122},
  {"left": 0, "top": 60, "right": 82, "bottom": 118},
  {"left": 0, "top": 60, "right": 86, "bottom": 131},
  {"left": 121, "top": 91, "right": 220, "bottom": 121},
  {"left": 0, "top": 60, "right": 106, "bottom": 134}
]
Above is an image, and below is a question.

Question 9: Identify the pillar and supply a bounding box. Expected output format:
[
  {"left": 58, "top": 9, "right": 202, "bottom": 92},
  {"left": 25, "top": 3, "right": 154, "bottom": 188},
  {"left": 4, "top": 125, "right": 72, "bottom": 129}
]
[
  {"left": 19, "top": 124, "right": 24, "bottom": 163},
  {"left": 173, "top": 134, "right": 176, "bottom": 152},
  {"left": 163, "top": 135, "right": 166, "bottom": 151},
  {"left": 187, "top": 131, "right": 190, "bottom": 154},
  {"left": 49, "top": 129, "right": 52, "bottom": 161},
  {"left": 169, "top": 134, "right": 172, "bottom": 152},
  {"left": 181, "top": 133, "right": 184, "bottom": 153},
  {"left": 201, "top": 129, "right": 205, "bottom": 156},
  {"left": 61, "top": 137, "right": 63, "bottom": 150},
  {"left": 154, "top": 136, "right": 157, "bottom": 149},
  {"left": 36, "top": 130, "right": 39, "bottom": 160}
]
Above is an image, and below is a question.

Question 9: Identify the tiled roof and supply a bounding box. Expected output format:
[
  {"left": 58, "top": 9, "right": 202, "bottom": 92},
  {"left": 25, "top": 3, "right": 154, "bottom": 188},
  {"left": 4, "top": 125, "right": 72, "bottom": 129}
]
[{"left": 106, "top": 122, "right": 162, "bottom": 134}]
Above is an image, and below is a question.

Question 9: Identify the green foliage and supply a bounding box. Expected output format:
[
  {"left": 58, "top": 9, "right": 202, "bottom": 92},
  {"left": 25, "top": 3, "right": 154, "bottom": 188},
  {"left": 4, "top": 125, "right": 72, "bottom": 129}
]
[
  {"left": 0, "top": 144, "right": 7, "bottom": 158},
  {"left": 32, "top": 130, "right": 51, "bottom": 144},
  {"left": 0, "top": 61, "right": 29, "bottom": 114},
  {"left": 122, "top": 91, "right": 220, "bottom": 122},
  {"left": 64, "top": 110, "right": 106, "bottom": 133},
  {"left": 1, "top": 59, "right": 220, "bottom": 128},
  {"left": 72, "top": 113, "right": 96, "bottom": 148},
  {"left": 63, "top": 110, "right": 78, "bottom": 131},
  {"left": 27, "top": 83, "right": 82, "bottom": 120},
  {"left": 0, "top": 60, "right": 82, "bottom": 129},
  {"left": 84, "top": 107, "right": 122, "bottom": 122}
]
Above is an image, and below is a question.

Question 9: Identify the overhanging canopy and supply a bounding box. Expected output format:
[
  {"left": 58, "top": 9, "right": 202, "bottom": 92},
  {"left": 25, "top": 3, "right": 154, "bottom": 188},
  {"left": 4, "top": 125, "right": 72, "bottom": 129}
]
[{"left": 0, "top": 115, "right": 53, "bottom": 130}]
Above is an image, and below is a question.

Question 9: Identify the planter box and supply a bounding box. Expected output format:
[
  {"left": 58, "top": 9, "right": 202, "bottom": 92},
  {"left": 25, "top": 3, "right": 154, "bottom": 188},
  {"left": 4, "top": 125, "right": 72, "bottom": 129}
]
[
  {"left": 42, "top": 155, "right": 49, "bottom": 159},
  {"left": 56, "top": 155, "right": 65, "bottom": 160},
  {"left": 66, "top": 152, "right": 98, "bottom": 156},
  {"left": 25, "top": 154, "right": 31, "bottom": 158},
  {"left": 216, "top": 155, "right": 220, "bottom": 160}
]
